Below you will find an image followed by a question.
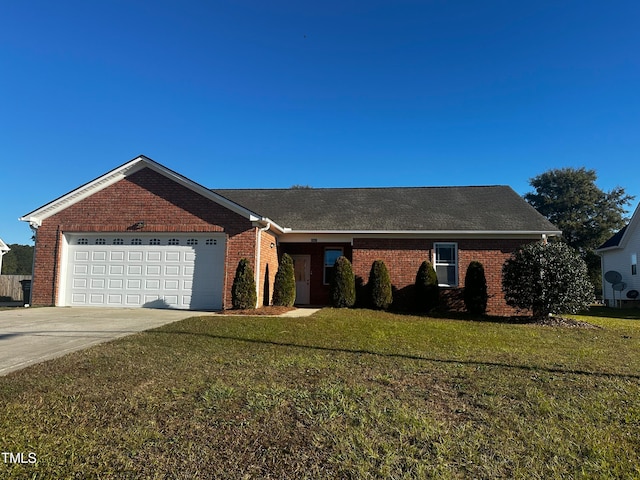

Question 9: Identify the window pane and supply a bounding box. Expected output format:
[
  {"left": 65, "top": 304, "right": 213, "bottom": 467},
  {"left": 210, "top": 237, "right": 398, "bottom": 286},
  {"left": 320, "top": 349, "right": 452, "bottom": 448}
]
[
  {"left": 436, "top": 244, "right": 455, "bottom": 263},
  {"left": 324, "top": 249, "right": 342, "bottom": 267},
  {"left": 435, "top": 265, "right": 457, "bottom": 286}
]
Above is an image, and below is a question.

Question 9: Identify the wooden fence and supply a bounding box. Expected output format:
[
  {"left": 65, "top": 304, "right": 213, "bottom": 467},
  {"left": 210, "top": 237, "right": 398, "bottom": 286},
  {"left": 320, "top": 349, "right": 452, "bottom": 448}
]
[{"left": 0, "top": 275, "right": 31, "bottom": 301}]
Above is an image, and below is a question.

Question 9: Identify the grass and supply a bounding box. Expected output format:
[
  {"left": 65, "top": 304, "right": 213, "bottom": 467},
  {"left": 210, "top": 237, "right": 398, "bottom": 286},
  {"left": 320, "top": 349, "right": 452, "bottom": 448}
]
[{"left": 1, "top": 308, "right": 639, "bottom": 478}]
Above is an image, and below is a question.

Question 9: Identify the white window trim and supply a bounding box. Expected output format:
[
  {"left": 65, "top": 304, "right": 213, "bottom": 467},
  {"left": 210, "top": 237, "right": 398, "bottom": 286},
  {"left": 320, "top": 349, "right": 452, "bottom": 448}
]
[{"left": 433, "top": 242, "right": 458, "bottom": 287}]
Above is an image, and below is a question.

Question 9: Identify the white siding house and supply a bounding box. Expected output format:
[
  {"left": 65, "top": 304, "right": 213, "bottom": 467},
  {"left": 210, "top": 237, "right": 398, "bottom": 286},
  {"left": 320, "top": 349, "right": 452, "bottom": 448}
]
[
  {"left": 0, "top": 239, "right": 9, "bottom": 274},
  {"left": 597, "top": 203, "right": 640, "bottom": 307}
]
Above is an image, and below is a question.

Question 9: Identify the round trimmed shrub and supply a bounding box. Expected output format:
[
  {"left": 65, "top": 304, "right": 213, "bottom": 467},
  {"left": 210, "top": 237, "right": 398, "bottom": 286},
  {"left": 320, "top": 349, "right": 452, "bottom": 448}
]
[
  {"left": 502, "top": 241, "right": 594, "bottom": 317},
  {"left": 368, "top": 260, "right": 393, "bottom": 310},
  {"left": 330, "top": 256, "right": 356, "bottom": 308},
  {"left": 414, "top": 260, "right": 439, "bottom": 312},
  {"left": 464, "top": 261, "right": 488, "bottom": 315},
  {"left": 272, "top": 253, "right": 296, "bottom": 307},
  {"left": 231, "top": 258, "right": 256, "bottom": 309}
]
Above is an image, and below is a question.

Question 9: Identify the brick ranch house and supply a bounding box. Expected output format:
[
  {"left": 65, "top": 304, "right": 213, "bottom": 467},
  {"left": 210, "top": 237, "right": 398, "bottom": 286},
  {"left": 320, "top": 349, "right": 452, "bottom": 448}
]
[{"left": 20, "top": 155, "right": 560, "bottom": 315}]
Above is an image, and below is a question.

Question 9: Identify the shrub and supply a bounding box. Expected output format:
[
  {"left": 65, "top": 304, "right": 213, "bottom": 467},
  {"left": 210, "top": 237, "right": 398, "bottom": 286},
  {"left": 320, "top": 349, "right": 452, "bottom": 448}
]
[
  {"left": 502, "top": 241, "right": 594, "bottom": 317},
  {"left": 231, "top": 258, "right": 256, "bottom": 309},
  {"left": 330, "top": 256, "right": 356, "bottom": 308},
  {"left": 414, "top": 261, "right": 439, "bottom": 312},
  {"left": 368, "top": 260, "right": 393, "bottom": 310},
  {"left": 464, "top": 261, "right": 488, "bottom": 315},
  {"left": 272, "top": 253, "right": 296, "bottom": 307}
]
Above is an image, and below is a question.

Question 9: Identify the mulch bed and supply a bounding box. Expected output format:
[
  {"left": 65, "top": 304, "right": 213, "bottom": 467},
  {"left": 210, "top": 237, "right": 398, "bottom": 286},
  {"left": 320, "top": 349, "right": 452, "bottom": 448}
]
[{"left": 530, "top": 316, "right": 601, "bottom": 329}]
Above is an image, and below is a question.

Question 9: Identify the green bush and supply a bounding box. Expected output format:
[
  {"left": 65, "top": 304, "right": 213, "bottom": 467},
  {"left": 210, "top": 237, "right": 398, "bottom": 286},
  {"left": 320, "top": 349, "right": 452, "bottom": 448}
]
[
  {"left": 231, "top": 258, "right": 257, "bottom": 309},
  {"left": 272, "top": 253, "right": 296, "bottom": 307},
  {"left": 502, "top": 241, "right": 594, "bottom": 317},
  {"left": 368, "top": 260, "right": 393, "bottom": 310},
  {"left": 464, "top": 261, "right": 488, "bottom": 315},
  {"left": 330, "top": 256, "right": 356, "bottom": 308},
  {"left": 414, "top": 261, "right": 439, "bottom": 312}
]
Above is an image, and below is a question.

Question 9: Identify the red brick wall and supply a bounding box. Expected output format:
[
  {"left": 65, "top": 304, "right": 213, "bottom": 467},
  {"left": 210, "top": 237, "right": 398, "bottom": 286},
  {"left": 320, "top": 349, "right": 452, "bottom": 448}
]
[
  {"left": 258, "top": 230, "right": 279, "bottom": 306},
  {"left": 31, "top": 167, "right": 256, "bottom": 308},
  {"left": 352, "top": 237, "right": 533, "bottom": 316}
]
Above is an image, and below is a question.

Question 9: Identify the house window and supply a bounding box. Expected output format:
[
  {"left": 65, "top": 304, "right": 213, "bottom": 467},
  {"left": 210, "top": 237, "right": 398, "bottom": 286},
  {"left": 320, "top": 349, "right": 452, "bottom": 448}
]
[
  {"left": 324, "top": 248, "right": 343, "bottom": 285},
  {"left": 434, "top": 243, "right": 458, "bottom": 287},
  {"left": 633, "top": 254, "right": 637, "bottom": 276}
]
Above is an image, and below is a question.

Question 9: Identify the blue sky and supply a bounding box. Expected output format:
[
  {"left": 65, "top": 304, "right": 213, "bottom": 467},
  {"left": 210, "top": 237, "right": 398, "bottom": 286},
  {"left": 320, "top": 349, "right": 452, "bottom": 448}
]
[{"left": 1, "top": 0, "right": 639, "bottom": 245}]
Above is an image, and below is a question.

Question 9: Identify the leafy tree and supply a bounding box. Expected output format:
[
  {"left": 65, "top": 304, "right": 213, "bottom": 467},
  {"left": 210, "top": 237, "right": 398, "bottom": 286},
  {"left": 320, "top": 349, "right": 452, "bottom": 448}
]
[
  {"left": 368, "top": 260, "right": 393, "bottom": 310},
  {"left": 525, "top": 167, "right": 634, "bottom": 292},
  {"left": 414, "top": 261, "right": 439, "bottom": 312},
  {"left": 1, "top": 244, "right": 34, "bottom": 274},
  {"left": 330, "top": 256, "right": 356, "bottom": 308},
  {"left": 525, "top": 167, "right": 633, "bottom": 252},
  {"left": 464, "top": 261, "right": 488, "bottom": 315},
  {"left": 502, "top": 241, "right": 594, "bottom": 317},
  {"left": 231, "top": 258, "right": 256, "bottom": 309},
  {"left": 272, "top": 253, "right": 296, "bottom": 307}
]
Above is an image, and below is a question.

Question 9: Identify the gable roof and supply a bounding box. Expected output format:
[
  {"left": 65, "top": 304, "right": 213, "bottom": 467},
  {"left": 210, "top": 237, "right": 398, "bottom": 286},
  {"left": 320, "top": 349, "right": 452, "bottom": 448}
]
[
  {"left": 19, "top": 155, "right": 559, "bottom": 237},
  {"left": 20, "top": 155, "right": 274, "bottom": 229},
  {"left": 597, "top": 202, "right": 640, "bottom": 252},
  {"left": 213, "top": 185, "right": 560, "bottom": 234}
]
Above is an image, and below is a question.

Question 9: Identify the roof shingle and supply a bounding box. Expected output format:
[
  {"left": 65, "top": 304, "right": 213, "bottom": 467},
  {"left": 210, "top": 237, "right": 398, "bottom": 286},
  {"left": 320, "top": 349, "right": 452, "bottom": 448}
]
[{"left": 213, "top": 186, "right": 559, "bottom": 232}]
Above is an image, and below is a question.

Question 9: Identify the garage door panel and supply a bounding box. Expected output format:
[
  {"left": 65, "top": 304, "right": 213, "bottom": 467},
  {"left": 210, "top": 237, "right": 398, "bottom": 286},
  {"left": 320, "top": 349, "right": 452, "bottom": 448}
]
[
  {"left": 65, "top": 234, "right": 225, "bottom": 310},
  {"left": 110, "top": 251, "right": 125, "bottom": 261},
  {"left": 75, "top": 251, "right": 89, "bottom": 261},
  {"left": 164, "top": 266, "right": 180, "bottom": 276},
  {"left": 147, "top": 251, "right": 162, "bottom": 262},
  {"left": 109, "top": 265, "right": 124, "bottom": 275},
  {"left": 165, "top": 252, "right": 180, "bottom": 262}
]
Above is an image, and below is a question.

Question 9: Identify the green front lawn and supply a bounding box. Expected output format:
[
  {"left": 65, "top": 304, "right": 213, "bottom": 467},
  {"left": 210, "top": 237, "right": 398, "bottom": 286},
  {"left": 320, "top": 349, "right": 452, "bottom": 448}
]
[{"left": 1, "top": 309, "right": 639, "bottom": 478}]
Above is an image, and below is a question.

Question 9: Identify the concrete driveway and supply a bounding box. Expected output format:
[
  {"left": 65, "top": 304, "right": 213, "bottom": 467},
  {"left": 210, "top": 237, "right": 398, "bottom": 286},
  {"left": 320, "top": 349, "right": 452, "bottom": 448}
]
[{"left": 0, "top": 307, "right": 200, "bottom": 376}]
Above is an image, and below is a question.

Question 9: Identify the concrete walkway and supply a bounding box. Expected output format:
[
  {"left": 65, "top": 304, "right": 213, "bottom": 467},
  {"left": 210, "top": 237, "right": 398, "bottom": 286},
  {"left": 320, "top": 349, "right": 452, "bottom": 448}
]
[{"left": 279, "top": 307, "right": 322, "bottom": 317}]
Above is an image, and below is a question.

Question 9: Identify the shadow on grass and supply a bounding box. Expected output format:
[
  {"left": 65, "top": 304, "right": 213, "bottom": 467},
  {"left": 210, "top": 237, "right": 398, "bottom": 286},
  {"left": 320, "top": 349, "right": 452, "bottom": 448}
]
[
  {"left": 150, "top": 329, "right": 640, "bottom": 381},
  {"left": 577, "top": 306, "right": 640, "bottom": 320}
]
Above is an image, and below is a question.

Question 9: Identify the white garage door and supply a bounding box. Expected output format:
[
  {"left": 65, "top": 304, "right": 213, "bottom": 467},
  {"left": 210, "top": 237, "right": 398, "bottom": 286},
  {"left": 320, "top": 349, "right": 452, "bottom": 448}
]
[{"left": 63, "top": 233, "right": 226, "bottom": 310}]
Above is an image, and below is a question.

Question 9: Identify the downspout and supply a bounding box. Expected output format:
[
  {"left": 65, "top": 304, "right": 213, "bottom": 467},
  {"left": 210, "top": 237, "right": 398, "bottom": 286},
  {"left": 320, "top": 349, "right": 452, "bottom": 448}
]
[{"left": 255, "top": 222, "right": 271, "bottom": 308}]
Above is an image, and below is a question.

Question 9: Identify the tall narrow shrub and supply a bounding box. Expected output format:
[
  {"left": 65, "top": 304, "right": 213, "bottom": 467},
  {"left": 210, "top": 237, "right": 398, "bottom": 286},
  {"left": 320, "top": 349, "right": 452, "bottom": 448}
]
[
  {"left": 368, "top": 260, "right": 393, "bottom": 310},
  {"left": 231, "top": 258, "right": 256, "bottom": 309},
  {"left": 414, "top": 261, "right": 439, "bottom": 312},
  {"left": 464, "top": 261, "right": 488, "bottom": 315},
  {"left": 272, "top": 253, "right": 296, "bottom": 306},
  {"left": 330, "top": 256, "right": 356, "bottom": 307}
]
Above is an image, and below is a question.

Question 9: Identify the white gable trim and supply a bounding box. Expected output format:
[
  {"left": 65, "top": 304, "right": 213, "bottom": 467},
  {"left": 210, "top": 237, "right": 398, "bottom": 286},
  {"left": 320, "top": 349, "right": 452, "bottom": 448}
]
[
  {"left": 19, "top": 155, "right": 282, "bottom": 230},
  {"left": 597, "top": 203, "right": 640, "bottom": 252}
]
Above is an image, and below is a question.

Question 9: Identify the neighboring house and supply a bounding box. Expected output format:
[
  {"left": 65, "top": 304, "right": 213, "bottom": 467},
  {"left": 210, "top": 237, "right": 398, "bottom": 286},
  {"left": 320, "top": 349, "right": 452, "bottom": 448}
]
[
  {"left": 596, "top": 202, "right": 640, "bottom": 307},
  {"left": 20, "top": 155, "right": 560, "bottom": 315},
  {"left": 0, "top": 239, "right": 9, "bottom": 274}
]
